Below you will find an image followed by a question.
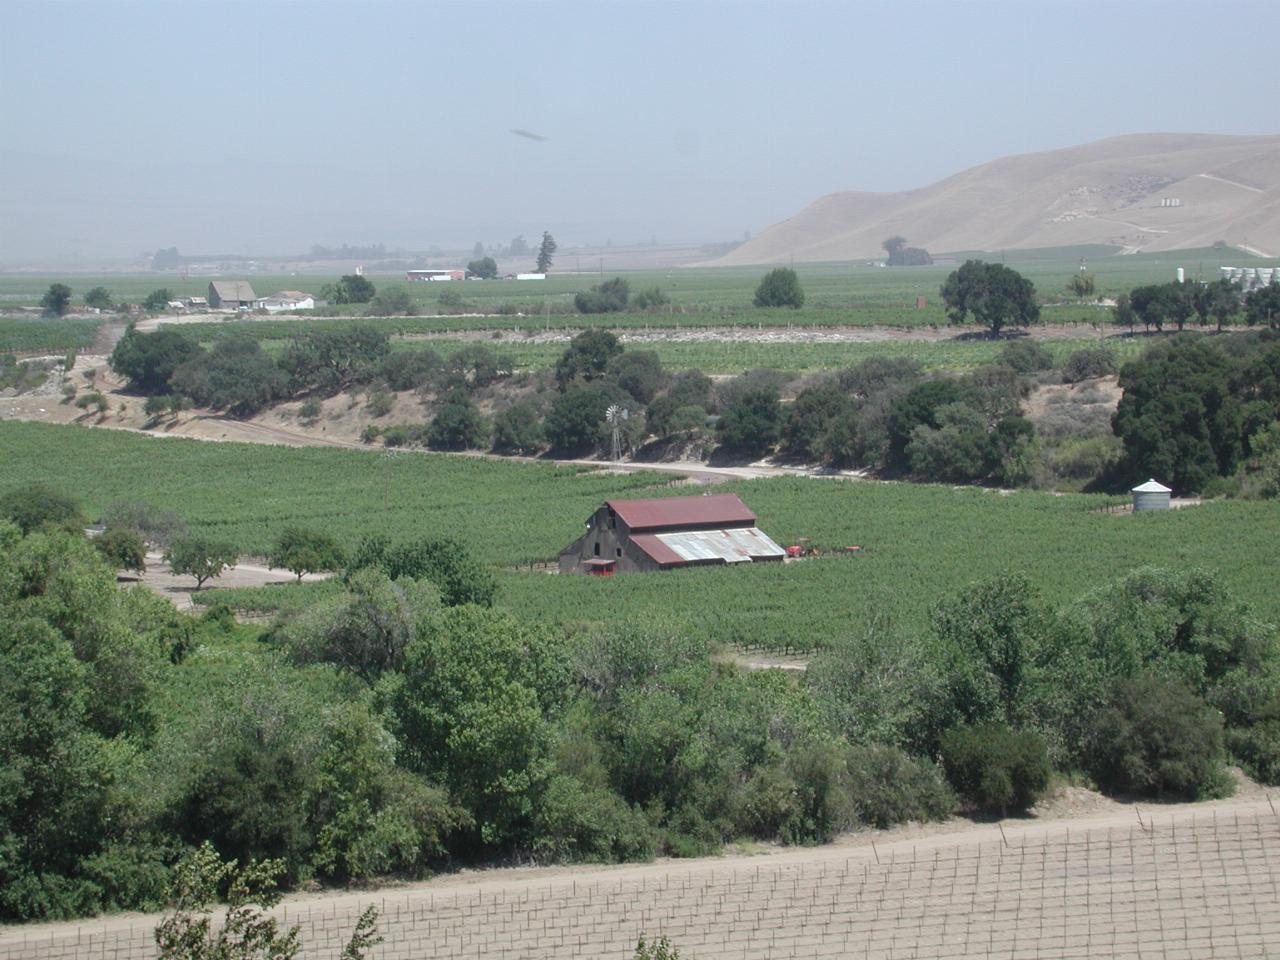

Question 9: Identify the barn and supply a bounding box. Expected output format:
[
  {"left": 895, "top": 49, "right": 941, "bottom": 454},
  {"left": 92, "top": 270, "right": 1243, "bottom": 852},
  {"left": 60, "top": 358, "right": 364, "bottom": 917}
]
[
  {"left": 208, "top": 280, "right": 257, "bottom": 310},
  {"left": 558, "top": 493, "right": 785, "bottom": 575}
]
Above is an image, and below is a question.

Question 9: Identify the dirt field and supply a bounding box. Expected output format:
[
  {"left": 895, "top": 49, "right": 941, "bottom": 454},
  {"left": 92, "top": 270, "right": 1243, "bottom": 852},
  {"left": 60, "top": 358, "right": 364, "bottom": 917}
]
[{"left": 5, "top": 785, "right": 1276, "bottom": 960}]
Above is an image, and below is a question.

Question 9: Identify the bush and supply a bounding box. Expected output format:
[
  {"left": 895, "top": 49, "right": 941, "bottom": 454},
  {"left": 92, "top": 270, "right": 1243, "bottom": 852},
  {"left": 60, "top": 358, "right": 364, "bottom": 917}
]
[
  {"left": 378, "top": 348, "right": 442, "bottom": 391},
  {"left": 1087, "top": 674, "right": 1228, "bottom": 800},
  {"left": 109, "top": 327, "right": 204, "bottom": 393},
  {"left": 1061, "top": 347, "right": 1117, "bottom": 383},
  {"left": 360, "top": 425, "right": 381, "bottom": 444},
  {"left": 299, "top": 398, "right": 322, "bottom": 420},
  {"left": 365, "top": 391, "right": 394, "bottom": 418},
  {"left": 170, "top": 338, "right": 287, "bottom": 417},
  {"left": 492, "top": 400, "right": 544, "bottom": 454},
  {"left": 843, "top": 744, "right": 955, "bottom": 828},
  {"left": 998, "top": 339, "right": 1054, "bottom": 374},
  {"left": 606, "top": 350, "right": 665, "bottom": 405},
  {"left": 530, "top": 774, "right": 656, "bottom": 863},
  {"left": 632, "top": 287, "right": 670, "bottom": 310},
  {"left": 753, "top": 268, "right": 804, "bottom": 308},
  {"left": 267, "top": 526, "right": 346, "bottom": 581},
  {"left": 940, "top": 723, "right": 1051, "bottom": 815},
  {"left": 94, "top": 526, "right": 147, "bottom": 573},
  {"left": 0, "top": 483, "right": 83, "bottom": 534},
  {"left": 427, "top": 395, "right": 489, "bottom": 450},
  {"left": 349, "top": 535, "right": 496, "bottom": 607},
  {"left": 716, "top": 386, "right": 781, "bottom": 456},
  {"left": 575, "top": 277, "right": 629, "bottom": 314},
  {"left": 555, "top": 330, "right": 622, "bottom": 389}
]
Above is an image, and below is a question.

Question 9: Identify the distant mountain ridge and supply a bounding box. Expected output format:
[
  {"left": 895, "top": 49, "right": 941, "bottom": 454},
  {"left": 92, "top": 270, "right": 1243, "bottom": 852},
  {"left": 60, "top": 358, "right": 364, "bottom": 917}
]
[{"left": 712, "top": 133, "right": 1280, "bottom": 265}]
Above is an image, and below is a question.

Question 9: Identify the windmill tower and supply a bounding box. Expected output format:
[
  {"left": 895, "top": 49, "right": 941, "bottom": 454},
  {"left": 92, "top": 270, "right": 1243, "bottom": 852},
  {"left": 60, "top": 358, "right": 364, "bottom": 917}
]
[{"left": 606, "top": 404, "right": 629, "bottom": 461}]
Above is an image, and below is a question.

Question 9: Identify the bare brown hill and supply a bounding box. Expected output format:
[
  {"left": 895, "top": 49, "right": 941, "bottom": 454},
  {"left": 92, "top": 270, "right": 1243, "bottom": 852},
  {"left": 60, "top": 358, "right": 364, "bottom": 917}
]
[{"left": 713, "top": 133, "right": 1280, "bottom": 265}]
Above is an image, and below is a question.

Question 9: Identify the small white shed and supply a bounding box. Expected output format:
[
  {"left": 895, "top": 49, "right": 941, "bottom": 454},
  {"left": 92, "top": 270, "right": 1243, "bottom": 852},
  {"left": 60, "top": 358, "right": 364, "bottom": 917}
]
[{"left": 1132, "top": 479, "right": 1172, "bottom": 512}]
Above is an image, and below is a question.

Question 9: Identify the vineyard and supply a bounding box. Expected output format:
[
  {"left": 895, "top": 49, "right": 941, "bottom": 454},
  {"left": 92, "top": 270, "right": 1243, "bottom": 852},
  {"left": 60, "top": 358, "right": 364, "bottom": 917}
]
[
  {"left": 4, "top": 421, "right": 1278, "bottom": 651},
  {"left": 0, "top": 316, "right": 103, "bottom": 353}
]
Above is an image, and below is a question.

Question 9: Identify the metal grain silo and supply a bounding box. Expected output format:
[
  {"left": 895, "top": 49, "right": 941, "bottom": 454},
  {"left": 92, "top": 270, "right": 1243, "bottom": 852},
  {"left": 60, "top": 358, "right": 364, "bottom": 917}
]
[{"left": 1132, "top": 479, "right": 1172, "bottom": 512}]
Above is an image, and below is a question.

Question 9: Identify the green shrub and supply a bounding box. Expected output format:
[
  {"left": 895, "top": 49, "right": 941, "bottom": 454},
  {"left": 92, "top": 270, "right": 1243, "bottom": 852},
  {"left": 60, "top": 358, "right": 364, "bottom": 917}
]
[
  {"left": 940, "top": 722, "right": 1051, "bottom": 815},
  {"left": 366, "top": 391, "right": 394, "bottom": 418},
  {"left": 842, "top": 744, "right": 955, "bottom": 828},
  {"left": 299, "top": 398, "right": 322, "bottom": 420},
  {"left": 1087, "top": 674, "right": 1228, "bottom": 799},
  {"left": 0, "top": 483, "right": 83, "bottom": 534},
  {"left": 753, "top": 268, "right": 804, "bottom": 309},
  {"left": 998, "top": 339, "right": 1054, "bottom": 374},
  {"left": 360, "top": 425, "right": 381, "bottom": 444},
  {"left": 1061, "top": 347, "right": 1117, "bottom": 383},
  {"left": 530, "top": 774, "right": 656, "bottom": 863}
]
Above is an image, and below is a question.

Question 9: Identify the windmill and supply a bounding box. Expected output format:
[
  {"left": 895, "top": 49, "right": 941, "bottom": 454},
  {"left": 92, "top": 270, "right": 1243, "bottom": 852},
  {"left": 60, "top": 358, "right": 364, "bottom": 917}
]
[{"left": 606, "top": 404, "right": 629, "bottom": 461}]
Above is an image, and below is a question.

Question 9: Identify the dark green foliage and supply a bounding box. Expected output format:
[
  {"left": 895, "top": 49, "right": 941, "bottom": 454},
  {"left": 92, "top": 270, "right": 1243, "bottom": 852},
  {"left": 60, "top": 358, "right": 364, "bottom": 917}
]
[
  {"left": 632, "top": 287, "right": 671, "bottom": 310},
  {"left": 267, "top": 527, "right": 345, "bottom": 581},
  {"left": 95, "top": 526, "right": 147, "bottom": 573},
  {"left": 885, "top": 378, "right": 981, "bottom": 470},
  {"left": 0, "top": 483, "right": 83, "bottom": 534},
  {"left": 279, "top": 327, "right": 391, "bottom": 394},
  {"left": 1061, "top": 347, "right": 1117, "bottom": 383},
  {"left": 606, "top": 350, "right": 665, "bottom": 404},
  {"left": 544, "top": 382, "right": 628, "bottom": 453},
  {"left": 555, "top": 329, "right": 623, "bottom": 389},
  {"left": 882, "top": 236, "right": 933, "bottom": 266},
  {"left": 323, "top": 274, "right": 376, "bottom": 305},
  {"left": 143, "top": 289, "right": 174, "bottom": 311},
  {"left": 998, "top": 339, "right": 1054, "bottom": 374},
  {"left": 645, "top": 397, "right": 706, "bottom": 440},
  {"left": 110, "top": 326, "right": 205, "bottom": 393},
  {"left": 529, "top": 773, "right": 656, "bottom": 863},
  {"left": 427, "top": 393, "right": 489, "bottom": 450},
  {"left": 389, "top": 606, "right": 570, "bottom": 846},
  {"left": 1066, "top": 272, "right": 1096, "bottom": 299},
  {"left": 466, "top": 257, "right": 498, "bottom": 279},
  {"left": 378, "top": 348, "right": 442, "bottom": 391},
  {"left": 932, "top": 575, "right": 1045, "bottom": 729},
  {"left": 1227, "top": 692, "right": 1280, "bottom": 785},
  {"left": 941, "top": 261, "right": 1040, "bottom": 334},
  {"left": 634, "top": 935, "right": 683, "bottom": 960},
  {"left": 1128, "top": 282, "right": 1193, "bottom": 332},
  {"left": 83, "top": 287, "right": 112, "bottom": 310},
  {"left": 940, "top": 723, "right": 1051, "bottom": 815},
  {"left": 164, "top": 537, "right": 238, "bottom": 589},
  {"left": 349, "top": 535, "right": 496, "bottom": 607},
  {"left": 837, "top": 356, "right": 925, "bottom": 397},
  {"left": 40, "top": 283, "right": 73, "bottom": 316},
  {"left": 535, "top": 232, "right": 557, "bottom": 274},
  {"left": 1112, "top": 338, "right": 1245, "bottom": 493},
  {"left": 716, "top": 386, "right": 781, "bottom": 456},
  {"left": 1087, "top": 674, "right": 1227, "bottom": 799},
  {"left": 366, "top": 286, "right": 414, "bottom": 316},
  {"left": 841, "top": 744, "right": 955, "bottom": 828},
  {"left": 575, "top": 277, "right": 630, "bottom": 314},
  {"left": 170, "top": 338, "right": 287, "bottom": 417},
  {"left": 275, "top": 570, "right": 438, "bottom": 682},
  {"left": 753, "top": 268, "right": 804, "bottom": 309},
  {"left": 440, "top": 344, "right": 511, "bottom": 390},
  {"left": 1245, "top": 281, "right": 1280, "bottom": 328},
  {"left": 780, "top": 381, "right": 854, "bottom": 460},
  {"left": 665, "top": 369, "right": 714, "bottom": 409},
  {"left": 491, "top": 400, "right": 544, "bottom": 454}
]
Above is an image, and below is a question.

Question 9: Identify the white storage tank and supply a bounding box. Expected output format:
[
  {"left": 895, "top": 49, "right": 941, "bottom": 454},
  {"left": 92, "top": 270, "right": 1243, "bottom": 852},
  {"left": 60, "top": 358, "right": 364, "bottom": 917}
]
[{"left": 1132, "top": 478, "right": 1172, "bottom": 512}]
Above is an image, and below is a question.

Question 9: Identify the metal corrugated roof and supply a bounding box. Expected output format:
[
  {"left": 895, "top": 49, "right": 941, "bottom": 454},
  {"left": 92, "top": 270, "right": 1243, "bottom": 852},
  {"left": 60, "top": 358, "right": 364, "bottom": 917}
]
[
  {"left": 606, "top": 494, "right": 756, "bottom": 531},
  {"left": 632, "top": 527, "right": 785, "bottom": 566},
  {"left": 1132, "top": 479, "right": 1172, "bottom": 493}
]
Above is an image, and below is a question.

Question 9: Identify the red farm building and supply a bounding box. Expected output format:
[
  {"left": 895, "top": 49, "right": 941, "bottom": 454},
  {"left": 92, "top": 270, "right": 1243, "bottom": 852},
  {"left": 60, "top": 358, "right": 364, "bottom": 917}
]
[{"left": 558, "top": 493, "right": 785, "bottom": 575}]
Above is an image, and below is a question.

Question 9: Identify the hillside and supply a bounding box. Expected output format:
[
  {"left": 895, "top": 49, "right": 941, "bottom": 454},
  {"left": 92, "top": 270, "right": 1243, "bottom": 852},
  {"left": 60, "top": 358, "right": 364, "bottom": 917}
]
[{"left": 713, "top": 133, "right": 1280, "bottom": 265}]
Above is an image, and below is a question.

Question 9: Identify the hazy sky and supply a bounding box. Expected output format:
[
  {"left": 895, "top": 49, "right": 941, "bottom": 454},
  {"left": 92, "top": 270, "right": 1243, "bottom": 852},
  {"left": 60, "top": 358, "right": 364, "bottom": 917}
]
[{"left": 2, "top": 0, "right": 1277, "bottom": 261}]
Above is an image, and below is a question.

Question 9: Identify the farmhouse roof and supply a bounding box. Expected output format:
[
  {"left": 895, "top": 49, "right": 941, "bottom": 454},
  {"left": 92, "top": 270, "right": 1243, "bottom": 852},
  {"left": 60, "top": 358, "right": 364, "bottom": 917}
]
[
  {"left": 604, "top": 493, "right": 757, "bottom": 531},
  {"left": 631, "top": 527, "right": 785, "bottom": 566},
  {"left": 210, "top": 280, "right": 257, "bottom": 301},
  {"left": 1132, "top": 479, "right": 1172, "bottom": 493},
  {"left": 275, "top": 290, "right": 310, "bottom": 300}
]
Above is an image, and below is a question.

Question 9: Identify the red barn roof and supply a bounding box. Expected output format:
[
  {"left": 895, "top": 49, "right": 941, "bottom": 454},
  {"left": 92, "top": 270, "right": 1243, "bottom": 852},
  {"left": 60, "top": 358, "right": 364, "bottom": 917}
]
[{"left": 604, "top": 493, "right": 757, "bottom": 531}]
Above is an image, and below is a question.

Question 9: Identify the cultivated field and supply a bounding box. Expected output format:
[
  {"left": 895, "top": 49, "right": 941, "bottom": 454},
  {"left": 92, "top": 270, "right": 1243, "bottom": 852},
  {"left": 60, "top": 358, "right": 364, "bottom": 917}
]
[{"left": 4, "top": 421, "right": 1278, "bottom": 651}]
